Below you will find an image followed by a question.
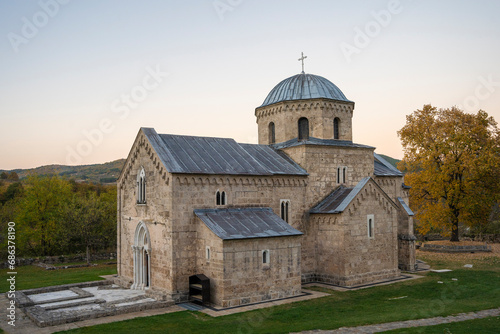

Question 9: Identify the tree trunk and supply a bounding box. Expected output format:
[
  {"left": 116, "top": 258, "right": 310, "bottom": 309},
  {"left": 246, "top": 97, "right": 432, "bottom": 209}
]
[
  {"left": 450, "top": 216, "right": 460, "bottom": 242},
  {"left": 86, "top": 245, "right": 90, "bottom": 265}
]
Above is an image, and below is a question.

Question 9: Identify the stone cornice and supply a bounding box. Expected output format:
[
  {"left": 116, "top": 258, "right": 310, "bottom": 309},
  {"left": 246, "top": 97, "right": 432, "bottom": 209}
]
[
  {"left": 173, "top": 175, "right": 307, "bottom": 187},
  {"left": 255, "top": 99, "right": 354, "bottom": 121}
]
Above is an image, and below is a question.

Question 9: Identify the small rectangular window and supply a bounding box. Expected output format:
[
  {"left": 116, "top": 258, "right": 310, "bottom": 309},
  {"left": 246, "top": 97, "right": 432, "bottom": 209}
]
[
  {"left": 367, "top": 214, "right": 374, "bottom": 239},
  {"left": 206, "top": 246, "right": 211, "bottom": 261}
]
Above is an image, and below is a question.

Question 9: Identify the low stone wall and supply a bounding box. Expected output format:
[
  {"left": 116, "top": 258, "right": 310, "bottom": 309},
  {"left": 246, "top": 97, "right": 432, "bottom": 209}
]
[
  {"left": 420, "top": 243, "right": 492, "bottom": 253},
  {"left": 0, "top": 252, "right": 116, "bottom": 269}
]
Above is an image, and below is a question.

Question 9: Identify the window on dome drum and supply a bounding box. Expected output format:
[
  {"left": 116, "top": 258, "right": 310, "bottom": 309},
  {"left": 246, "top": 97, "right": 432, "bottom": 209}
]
[
  {"left": 334, "top": 117, "right": 340, "bottom": 139},
  {"left": 367, "top": 215, "right": 374, "bottom": 238},
  {"left": 268, "top": 122, "right": 275, "bottom": 144},
  {"left": 298, "top": 117, "right": 309, "bottom": 140},
  {"left": 280, "top": 199, "right": 290, "bottom": 223},
  {"left": 262, "top": 250, "right": 270, "bottom": 264},
  {"left": 137, "top": 167, "right": 146, "bottom": 204}
]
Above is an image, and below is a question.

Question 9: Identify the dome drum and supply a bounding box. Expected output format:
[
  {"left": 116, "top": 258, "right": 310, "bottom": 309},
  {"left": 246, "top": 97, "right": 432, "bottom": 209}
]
[{"left": 256, "top": 73, "right": 354, "bottom": 145}]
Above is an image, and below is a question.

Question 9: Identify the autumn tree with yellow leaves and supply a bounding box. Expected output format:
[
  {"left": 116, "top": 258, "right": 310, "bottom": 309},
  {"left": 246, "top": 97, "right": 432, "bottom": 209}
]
[{"left": 398, "top": 105, "right": 500, "bottom": 241}]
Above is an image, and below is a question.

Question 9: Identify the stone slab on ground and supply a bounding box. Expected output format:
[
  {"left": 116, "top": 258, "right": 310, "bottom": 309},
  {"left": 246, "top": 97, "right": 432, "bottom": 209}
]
[{"left": 5, "top": 281, "right": 174, "bottom": 329}]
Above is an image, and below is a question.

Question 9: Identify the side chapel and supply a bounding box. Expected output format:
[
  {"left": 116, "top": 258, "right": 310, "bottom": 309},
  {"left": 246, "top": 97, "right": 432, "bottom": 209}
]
[{"left": 116, "top": 67, "right": 416, "bottom": 307}]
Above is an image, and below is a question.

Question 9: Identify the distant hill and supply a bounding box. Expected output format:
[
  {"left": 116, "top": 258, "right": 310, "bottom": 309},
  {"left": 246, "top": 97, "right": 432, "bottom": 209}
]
[
  {"left": 378, "top": 154, "right": 401, "bottom": 170},
  {"left": 1, "top": 154, "right": 402, "bottom": 185},
  {"left": 0, "top": 159, "right": 125, "bottom": 184}
]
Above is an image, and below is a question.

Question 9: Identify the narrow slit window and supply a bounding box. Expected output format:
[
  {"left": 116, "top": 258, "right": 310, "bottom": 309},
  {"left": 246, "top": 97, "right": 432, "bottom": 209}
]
[
  {"left": 334, "top": 117, "right": 340, "bottom": 139},
  {"left": 262, "top": 250, "right": 269, "bottom": 264},
  {"left": 137, "top": 167, "right": 146, "bottom": 204},
  {"left": 367, "top": 215, "right": 374, "bottom": 238},
  {"left": 343, "top": 167, "right": 347, "bottom": 184},
  {"left": 216, "top": 190, "right": 221, "bottom": 205},
  {"left": 268, "top": 122, "right": 275, "bottom": 144},
  {"left": 280, "top": 200, "right": 290, "bottom": 223}
]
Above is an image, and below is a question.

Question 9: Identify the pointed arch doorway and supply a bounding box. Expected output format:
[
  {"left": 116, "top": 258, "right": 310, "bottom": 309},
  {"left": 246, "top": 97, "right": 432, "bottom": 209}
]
[{"left": 131, "top": 222, "right": 151, "bottom": 289}]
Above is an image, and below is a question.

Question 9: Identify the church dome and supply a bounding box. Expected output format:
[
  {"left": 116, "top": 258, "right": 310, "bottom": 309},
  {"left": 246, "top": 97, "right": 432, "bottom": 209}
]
[{"left": 260, "top": 73, "right": 352, "bottom": 107}]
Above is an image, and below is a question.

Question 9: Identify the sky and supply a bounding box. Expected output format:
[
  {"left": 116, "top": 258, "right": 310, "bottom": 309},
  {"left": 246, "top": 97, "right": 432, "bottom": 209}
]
[{"left": 1, "top": 0, "right": 500, "bottom": 170}]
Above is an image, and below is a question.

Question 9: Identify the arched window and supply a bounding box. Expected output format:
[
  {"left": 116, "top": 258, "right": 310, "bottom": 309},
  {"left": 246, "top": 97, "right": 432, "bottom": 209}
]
[
  {"left": 334, "top": 117, "right": 340, "bottom": 139},
  {"left": 216, "top": 190, "right": 227, "bottom": 206},
  {"left": 262, "top": 250, "right": 269, "bottom": 264},
  {"left": 298, "top": 117, "right": 309, "bottom": 140},
  {"left": 268, "top": 122, "right": 276, "bottom": 144},
  {"left": 216, "top": 190, "right": 221, "bottom": 205},
  {"left": 367, "top": 215, "right": 375, "bottom": 238},
  {"left": 280, "top": 199, "right": 290, "bottom": 223},
  {"left": 137, "top": 167, "right": 146, "bottom": 204}
]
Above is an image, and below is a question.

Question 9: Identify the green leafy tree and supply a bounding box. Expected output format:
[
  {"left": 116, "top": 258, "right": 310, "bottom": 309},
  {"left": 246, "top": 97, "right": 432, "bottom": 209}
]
[
  {"left": 398, "top": 105, "right": 500, "bottom": 241},
  {"left": 0, "top": 172, "right": 7, "bottom": 179},
  {"left": 16, "top": 175, "right": 72, "bottom": 256},
  {"left": 63, "top": 189, "right": 116, "bottom": 264}
]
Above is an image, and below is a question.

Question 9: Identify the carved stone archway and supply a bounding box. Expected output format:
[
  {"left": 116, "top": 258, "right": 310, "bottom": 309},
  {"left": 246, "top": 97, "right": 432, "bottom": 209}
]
[{"left": 131, "top": 221, "right": 151, "bottom": 289}]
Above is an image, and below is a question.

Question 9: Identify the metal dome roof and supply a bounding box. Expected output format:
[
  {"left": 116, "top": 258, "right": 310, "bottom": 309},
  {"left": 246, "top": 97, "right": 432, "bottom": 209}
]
[{"left": 260, "top": 73, "right": 352, "bottom": 107}]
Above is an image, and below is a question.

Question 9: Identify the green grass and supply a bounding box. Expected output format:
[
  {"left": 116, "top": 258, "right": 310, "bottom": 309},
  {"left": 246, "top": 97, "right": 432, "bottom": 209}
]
[
  {"left": 0, "top": 263, "right": 116, "bottom": 292},
  {"left": 55, "top": 267, "right": 500, "bottom": 334},
  {"left": 382, "top": 316, "right": 500, "bottom": 333}
]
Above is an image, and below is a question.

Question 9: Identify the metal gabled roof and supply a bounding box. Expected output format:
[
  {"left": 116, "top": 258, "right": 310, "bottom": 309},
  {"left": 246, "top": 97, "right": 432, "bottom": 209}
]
[
  {"left": 374, "top": 153, "right": 403, "bottom": 177},
  {"left": 397, "top": 197, "right": 414, "bottom": 216},
  {"left": 272, "top": 137, "right": 374, "bottom": 150},
  {"left": 260, "top": 73, "right": 353, "bottom": 108},
  {"left": 310, "top": 177, "right": 371, "bottom": 214},
  {"left": 141, "top": 128, "right": 307, "bottom": 176},
  {"left": 194, "top": 207, "right": 303, "bottom": 240}
]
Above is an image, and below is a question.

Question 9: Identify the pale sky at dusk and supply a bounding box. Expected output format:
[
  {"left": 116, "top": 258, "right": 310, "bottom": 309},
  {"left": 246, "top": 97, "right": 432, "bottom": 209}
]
[{"left": 1, "top": 0, "right": 500, "bottom": 170}]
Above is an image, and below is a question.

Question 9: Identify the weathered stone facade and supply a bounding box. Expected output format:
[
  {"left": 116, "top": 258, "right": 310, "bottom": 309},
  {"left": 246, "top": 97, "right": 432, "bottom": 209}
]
[{"left": 116, "top": 71, "right": 416, "bottom": 307}]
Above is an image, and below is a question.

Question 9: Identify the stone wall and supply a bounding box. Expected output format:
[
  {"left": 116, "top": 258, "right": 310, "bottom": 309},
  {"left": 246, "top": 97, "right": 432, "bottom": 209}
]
[
  {"left": 195, "top": 220, "right": 224, "bottom": 305},
  {"left": 117, "top": 130, "right": 174, "bottom": 297},
  {"left": 255, "top": 99, "right": 354, "bottom": 145},
  {"left": 306, "top": 179, "right": 400, "bottom": 286},
  {"left": 220, "top": 236, "right": 302, "bottom": 307},
  {"left": 171, "top": 174, "right": 308, "bottom": 301},
  {"left": 282, "top": 145, "right": 375, "bottom": 207}
]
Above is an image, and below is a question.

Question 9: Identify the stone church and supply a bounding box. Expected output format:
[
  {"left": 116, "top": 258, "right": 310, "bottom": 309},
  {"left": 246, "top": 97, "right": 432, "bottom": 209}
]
[{"left": 116, "top": 70, "right": 416, "bottom": 307}]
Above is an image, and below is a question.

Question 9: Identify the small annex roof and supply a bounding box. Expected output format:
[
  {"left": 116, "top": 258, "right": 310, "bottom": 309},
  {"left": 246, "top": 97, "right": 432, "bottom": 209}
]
[
  {"left": 272, "top": 137, "right": 374, "bottom": 150},
  {"left": 397, "top": 197, "right": 414, "bottom": 216},
  {"left": 194, "top": 207, "right": 303, "bottom": 240},
  {"left": 310, "top": 177, "right": 371, "bottom": 214},
  {"left": 374, "top": 153, "right": 403, "bottom": 177},
  {"left": 141, "top": 128, "right": 307, "bottom": 176}
]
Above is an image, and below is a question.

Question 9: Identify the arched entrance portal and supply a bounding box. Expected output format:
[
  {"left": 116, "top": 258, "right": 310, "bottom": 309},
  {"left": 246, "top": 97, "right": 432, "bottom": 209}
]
[{"left": 131, "top": 222, "right": 151, "bottom": 289}]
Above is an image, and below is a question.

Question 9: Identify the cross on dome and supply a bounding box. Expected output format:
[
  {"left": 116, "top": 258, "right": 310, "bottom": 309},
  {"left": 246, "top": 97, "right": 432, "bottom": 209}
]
[{"left": 298, "top": 52, "right": 307, "bottom": 73}]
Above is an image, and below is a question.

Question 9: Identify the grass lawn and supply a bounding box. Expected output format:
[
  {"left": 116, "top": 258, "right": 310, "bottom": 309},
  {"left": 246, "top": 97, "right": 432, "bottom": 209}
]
[
  {"left": 0, "top": 263, "right": 116, "bottom": 292},
  {"left": 383, "top": 316, "right": 500, "bottom": 333},
  {"left": 54, "top": 264, "right": 499, "bottom": 334}
]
